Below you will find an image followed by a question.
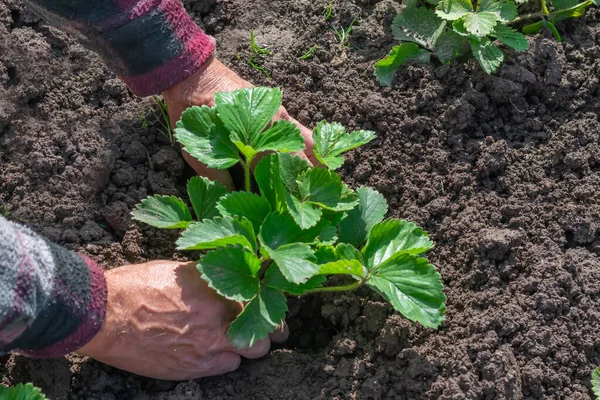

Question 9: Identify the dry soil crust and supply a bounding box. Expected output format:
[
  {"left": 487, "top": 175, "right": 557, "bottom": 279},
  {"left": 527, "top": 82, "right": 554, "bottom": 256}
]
[{"left": 1, "top": 0, "right": 600, "bottom": 398}]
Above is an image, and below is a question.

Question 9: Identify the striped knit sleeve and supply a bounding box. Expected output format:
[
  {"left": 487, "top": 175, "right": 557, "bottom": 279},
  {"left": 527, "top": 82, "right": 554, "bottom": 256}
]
[
  {"left": 0, "top": 216, "right": 107, "bottom": 358},
  {"left": 22, "top": 0, "right": 216, "bottom": 96}
]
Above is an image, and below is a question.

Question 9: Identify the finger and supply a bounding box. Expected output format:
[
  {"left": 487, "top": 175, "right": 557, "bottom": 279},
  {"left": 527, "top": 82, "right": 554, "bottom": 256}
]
[
  {"left": 182, "top": 151, "right": 235, "bottom": 191},
  {"left": 274, "top": 108, "right": 318, "bottom": 166},
  {"left": 268, "top": 323, "right": 289, "bottom": 344},
  {"left": 190, "top": 351, "right": 241, "bottom": 379},
  {"left": 233, "top": 337, "right": 271, "bottom": 359}
]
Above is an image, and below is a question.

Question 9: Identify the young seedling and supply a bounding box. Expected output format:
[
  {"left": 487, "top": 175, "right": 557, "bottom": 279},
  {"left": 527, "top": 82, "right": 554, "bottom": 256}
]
[
  {"left": 333, "top": 18, "right": 355, "bottom": 47},
  {"left": 250, "top": 30, "right": 273, "bottom": 56},
  {"left": 152, "top": 96, "right": 174, "bottom": 144},
  {"left": 300, "top": 45, "right": 318, "bottom": 59},
  {"left": 375, "top": 0, "right": 599, "bottom": 85},
  {"left": 248, "top": 31, "right": 272, "bottom": 78},
  {"left": 132, "top": 87, "right": 447, "bottom": 348},
  {"left": 322, "top": 0, "right": 334, "bottom": 20},
  {"left": 0, "top": 383, "right": 48, "bottom": 399}
]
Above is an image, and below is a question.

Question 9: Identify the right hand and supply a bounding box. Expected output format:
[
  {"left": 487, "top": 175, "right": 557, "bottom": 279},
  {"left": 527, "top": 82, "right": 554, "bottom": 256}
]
[{"left": 77, "top": 260, "right": 288, "bottom": 381}]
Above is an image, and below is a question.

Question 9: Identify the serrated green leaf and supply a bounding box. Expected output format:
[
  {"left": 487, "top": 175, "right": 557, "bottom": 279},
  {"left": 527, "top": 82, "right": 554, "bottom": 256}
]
[
  {"left": 318, "top": 223, "right": 338, "bottom": 245},
  {"left": 264, "top": 243, "right": 320, "bottom": 284},
  {"left": 334, "top": 191, "right": 360, "bottom": 212},
  {"left": 392, "top": 6, "right": 445, "bottom": 47},
  {"left": 228, "top": 286, "right": 287, "bottom": 348},
  {"left": 176, "top": 216, "right": 256, "bottom": 252},
  {"left": 498, "top": 0, "right": 518, "bottom": 21},
  {"left": 336, "top": 243, "right": 363, "bottom": 263},
  {"left": 374, "top": 43, "right": 431, "bottom": 86},
  {"left": 436, "top": 0, "right": 474, "bottom": 20},
  {"left": 0, "top": 383, "right": 49, "bottom": 400},
  {"left": 312, "top": 121, "right": 376, "bottom": 170},
  {"left": 492, "top": 24, "right": 528, "bottom": 51},
  {"left": 592, "top": 366, "right": 600, "bottom": 399},
  {"left": 253, "top": 120, "right": 306, "bottom": 154},
  {"left": 174, "top": 106, "right": 240, "bottom": 169},
  {"left": 314, "top": 245, "right": 338, "bottom": 264},
  {"left": 463, "top": 11, "right": 500, "bottom": 37},
  {"left": 217, "top": 191, "right": 271, "bottom": 233},
  {"left": 259, "top": 211, "right": 322, "bottom": 249},
  {"left": 368, "top": 254, "right": 446, "bottom": 328},
  {"left": 298, "top": 168, "right": 343, "bottom": 208},
  {"left": 550, "top": 0, "right": 591, "bottom": 21},
  {"left": 434, "top": 27, "right": 469, "bottom": 63},
  {"left": 338, "top": 186, "right": 388, "bottom": 247},
  {"left": 285, "top": 191, "right": 323, "bottom": 229},
  {"left": 215, "top": 87, "right": 282, "bottom": 147},
  {"left": 263, "top": 265, "right": 326, "bottom": 295},
  {"left": 362, "top": 219, "right": 434, "bottom": 270},
  {"left": 321, "top": 209, "right": 348, "bottom": 226},
  {"left": 255, "top": 154, "right": 287, "bottom": 212},
  {"left": 477, "top": 0, "right": 518, "bottom": 21},
  {"left": 187, "top": 176, "right": 227, "bottom": 221},
  {"left": 278, "top": 153, "right": 312, "bottom": 197},
  {"left": 317, "top": 259, "right": 364, "bottom": 276},
  {"left": 132, "top": 195, "right": 192, "bottom": 229},
  {"left": 471, "top": 38, "right": 504, "bottom": 74},
  {"left": 198, "top": 245, "right": 261, "bottom": 301}
]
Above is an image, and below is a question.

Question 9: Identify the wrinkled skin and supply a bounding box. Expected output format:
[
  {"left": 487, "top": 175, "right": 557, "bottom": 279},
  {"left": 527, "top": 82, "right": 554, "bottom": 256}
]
[
  {"left": 163, "top": 56, "right": 318, "bottom": 190},
  {"left": 78, "top": 261, "right": 288, "bottom": 381}
]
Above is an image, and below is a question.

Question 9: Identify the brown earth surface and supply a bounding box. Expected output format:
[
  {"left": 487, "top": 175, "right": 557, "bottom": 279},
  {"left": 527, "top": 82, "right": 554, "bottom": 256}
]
[{"left": 1, "top": 0, "right": 600, "bottom": 398}]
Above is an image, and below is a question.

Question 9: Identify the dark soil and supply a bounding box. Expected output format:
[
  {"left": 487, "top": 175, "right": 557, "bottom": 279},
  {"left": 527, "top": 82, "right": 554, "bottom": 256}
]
[{"left": 2, "top": 0, "right": 600, "bottom": 398}]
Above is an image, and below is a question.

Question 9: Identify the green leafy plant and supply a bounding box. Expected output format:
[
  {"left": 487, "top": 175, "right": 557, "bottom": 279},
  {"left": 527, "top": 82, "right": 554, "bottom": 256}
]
[
  {"left": 132, "top": 87, "right": 446, "bottom": 348},
  {"left": 593, "top": 366, "right": 600, "bottom": 399},
  {"left": 300, "top": 45, "right": 318, "bottom": 59},
  {"left": 333, "top": 18, "right": 356, "bottom": 47},
  {"left": 323, "top": 0, "right": 334, "bottom": 20},
  {"left": 375, "top": 0, "right": 598, "bottom": 85},
  {"left": 138, "top": 96, "right": 174, "bottom": 144},
  {"left": 152, "top": 96, "right": 174, "bottom": 144},
  {"left": 247, "top": 31, "right": 272, "bottom": 78},
  {"left": 0, "top": 383, "right": 48, "bottom": 400}
]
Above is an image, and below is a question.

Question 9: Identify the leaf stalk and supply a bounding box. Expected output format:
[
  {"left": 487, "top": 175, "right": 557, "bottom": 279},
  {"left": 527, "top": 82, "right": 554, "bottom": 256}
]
[
  {"left": 244, "top": 155, "right": 254, "bottom": 192},
  {"left": 304, "top": 279, "right": 364, "bottom": 294}
]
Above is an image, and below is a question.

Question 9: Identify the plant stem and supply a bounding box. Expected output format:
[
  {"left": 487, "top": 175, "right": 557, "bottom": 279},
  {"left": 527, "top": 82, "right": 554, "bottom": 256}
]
[
  {"left": 541, "top": 0, "right": 550, "bottom": 16},
  {"left": 305, "top": 280, "right": 363, "bottom": 294},
  {"left": 509, "top": 12, "right": 544, "bottom": 24},
  {"left": 244, "top": 155, "right": 254, "bottom": 192}
]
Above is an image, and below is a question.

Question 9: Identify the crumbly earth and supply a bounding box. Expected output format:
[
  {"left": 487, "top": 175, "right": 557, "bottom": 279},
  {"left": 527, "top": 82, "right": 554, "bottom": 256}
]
[{"left": 1, "top": 0, "right": 600, "bottom": 398}]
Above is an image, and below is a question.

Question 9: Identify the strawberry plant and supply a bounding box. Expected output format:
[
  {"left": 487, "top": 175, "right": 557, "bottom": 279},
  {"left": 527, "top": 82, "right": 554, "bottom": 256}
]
[
  {"left": 0, "top": 383, "right": 48, "bottom": 400},
  {"left": 375, "top": 0, "right": 599, "bottom": 85},
  {"left": 132, "top": 87, "right": 446, "bottom": 348}
]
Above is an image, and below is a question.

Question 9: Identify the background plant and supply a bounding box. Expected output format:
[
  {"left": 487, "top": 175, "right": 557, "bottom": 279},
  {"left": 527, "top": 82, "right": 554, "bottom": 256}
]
[
  {"left": 0, "top": 383, "right": 48, "bottom": 399},
  {"left": 132, "top": 87, "right": 446, "bottom": 347},
  {"left": 375, "top": 0, "right": 599, "bottom": 85},
  {"left": 593, "top": 366, "right": 600, "bottom": 399}
]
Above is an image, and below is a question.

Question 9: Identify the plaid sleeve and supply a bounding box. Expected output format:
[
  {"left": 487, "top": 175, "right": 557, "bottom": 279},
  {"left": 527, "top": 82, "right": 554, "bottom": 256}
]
[
  {"left": 0, "top": 216, "right": 107, "bottom": 358},
  {"left": 23, "top": 0, "right": 216, "bottom": 96}
]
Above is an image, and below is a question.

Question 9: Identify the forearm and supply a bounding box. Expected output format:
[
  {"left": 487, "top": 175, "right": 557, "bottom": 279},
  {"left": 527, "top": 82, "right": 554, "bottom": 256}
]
[
  {"left": 0, "top": 216, "right": 107, "bottom": 358},
  {"left": 22, "top": 0, "right": 215, "bottom": 96}
]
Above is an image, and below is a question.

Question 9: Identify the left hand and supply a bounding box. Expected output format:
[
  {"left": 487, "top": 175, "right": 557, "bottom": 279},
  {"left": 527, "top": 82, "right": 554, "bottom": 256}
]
[{"left": 162, "top": 56, "right": 317, "bottom": 191}]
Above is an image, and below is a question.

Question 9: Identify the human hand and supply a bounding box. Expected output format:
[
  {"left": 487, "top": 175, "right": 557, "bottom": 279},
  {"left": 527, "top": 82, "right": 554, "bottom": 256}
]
[
  {"left": 162, "top": 56, "right": 316, "bottom": 190},
  {"left": 77, "top": 260, "right": 288, "bottom": 381}
]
